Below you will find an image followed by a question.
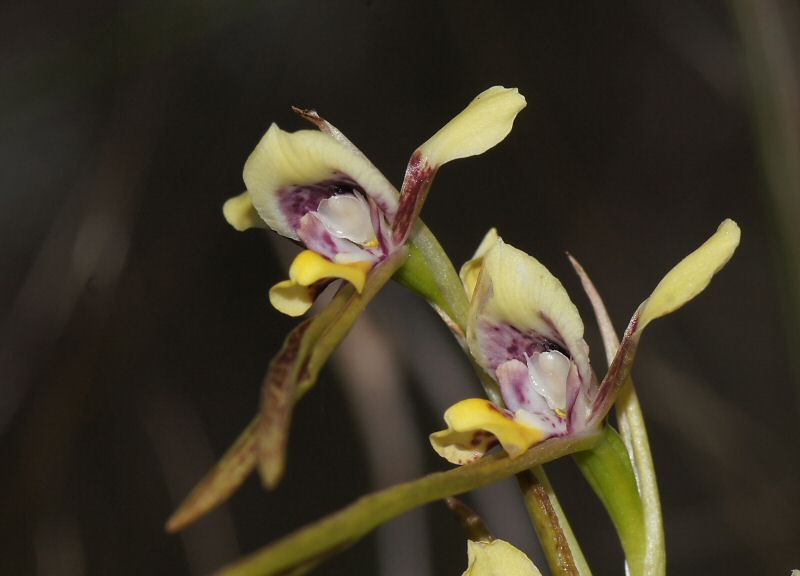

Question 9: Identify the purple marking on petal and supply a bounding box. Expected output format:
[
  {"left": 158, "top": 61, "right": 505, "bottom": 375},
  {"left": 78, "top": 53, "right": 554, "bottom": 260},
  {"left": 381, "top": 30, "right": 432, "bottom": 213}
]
[
  {"left": 278, "top": 175, "right": 365, "bottom": 230},
  {"left": 278, "top": 173, "right": 399, "bottom": 263},
  {"left": 476, "top": 319, "right": 554, "bottom": 372},
  {"left": 497, "top": 359, "right": 546, "bottom": 414},
  {"left": 499, "top": 360, "right": 528, "bottom": 409}
]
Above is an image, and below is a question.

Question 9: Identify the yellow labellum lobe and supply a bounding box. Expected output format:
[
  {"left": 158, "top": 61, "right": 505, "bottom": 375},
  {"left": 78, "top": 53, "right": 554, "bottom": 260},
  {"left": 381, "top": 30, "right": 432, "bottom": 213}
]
[
  {"left": 268, "top": 250, "right": 372, "bottom": 317},
  {"left": 430, "top": 398, "right": 544, "bottom": 464}
]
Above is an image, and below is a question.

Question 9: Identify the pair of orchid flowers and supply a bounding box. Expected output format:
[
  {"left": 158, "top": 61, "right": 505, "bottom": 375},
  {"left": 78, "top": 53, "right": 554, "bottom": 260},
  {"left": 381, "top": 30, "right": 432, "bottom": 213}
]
[{"left": 223, "top": 85, "right": 739, "bottom": 479}]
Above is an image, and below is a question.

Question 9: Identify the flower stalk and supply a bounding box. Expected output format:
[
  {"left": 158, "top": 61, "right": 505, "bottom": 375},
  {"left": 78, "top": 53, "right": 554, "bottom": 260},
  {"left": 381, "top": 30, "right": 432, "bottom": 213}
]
[{"left": 214, "top": 433, "right": 600, "bottom": 576}]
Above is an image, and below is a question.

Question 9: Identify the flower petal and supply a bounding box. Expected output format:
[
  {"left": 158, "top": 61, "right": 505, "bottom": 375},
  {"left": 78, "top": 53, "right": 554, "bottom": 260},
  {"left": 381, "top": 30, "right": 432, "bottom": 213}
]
[
  {"left": 430, "top": 398, "right": 544, "bottom": 464},
  {"left": 463, "top": 539, "right": 543, "bottom": 576},
  {"left": 468, "top": 238, "right": 592, "bottom": 387},
  {"left": 459, "top": 228, "right": 499, "bottom": 298},
  {"left": 222, "top": 191, "right": 268, "bottom": 231},
  {"left": 268, "top": 250, "right": 372, "bottom": 316},
  {"left": 237, "top": 124, "right": 399, "bottom": 239},
  {"left": 638, "top": 218, "right": 741, "bottom": 330},
  {"left": 289, "top": 250, "right": 371, "bottom": 291},
  {"left": 268, "top": 279, "right": 317, "bottom": 317},
  {"left": 590, "top": 219, "right": 741, "bottom": 422},
  {"left": 418, "top": 86, "right": 526, "bottom": 168},
  {"left": 391, "top": 88, "right": 525, "bottom": 245}
]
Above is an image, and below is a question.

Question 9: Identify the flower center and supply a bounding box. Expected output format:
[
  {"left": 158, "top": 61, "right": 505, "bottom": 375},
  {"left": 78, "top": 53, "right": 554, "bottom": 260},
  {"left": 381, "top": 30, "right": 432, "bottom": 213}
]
[
  {"left": 314, "top": 193, "right": 378, "bottom": 248},
  {"left": 526, "top": 350, "right": 570, "bottom": 416}
]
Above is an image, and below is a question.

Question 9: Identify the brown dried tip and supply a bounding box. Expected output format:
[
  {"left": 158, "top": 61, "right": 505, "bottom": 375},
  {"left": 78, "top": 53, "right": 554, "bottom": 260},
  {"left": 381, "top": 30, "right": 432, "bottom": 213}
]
[{"left": 445, "top": 497, "right": 495, "bottom": 543}]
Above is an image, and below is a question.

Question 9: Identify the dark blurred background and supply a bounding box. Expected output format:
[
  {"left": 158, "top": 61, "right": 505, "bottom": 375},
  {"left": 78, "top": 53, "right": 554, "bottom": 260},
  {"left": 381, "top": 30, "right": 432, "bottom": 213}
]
[{"left": 2, "top": 1, "right": 799, "bottom": 574}]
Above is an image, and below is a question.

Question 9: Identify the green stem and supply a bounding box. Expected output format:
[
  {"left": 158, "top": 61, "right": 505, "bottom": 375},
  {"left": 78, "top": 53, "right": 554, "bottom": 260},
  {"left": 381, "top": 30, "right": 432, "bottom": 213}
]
[
  {"left": 394, "top": 221, "right": 470, "bottom": 330},
  {"left": 616, "top": 381, "right": 665, "bottom": 576},
  {"left": 573, "top": 426, "right": 646, "bottom": 576},
  {"left": 517, "top": 468, "right": 592, "bottom": 576},
  {"left": 217, "top": 433, "right": 600, "bottom": 576}
]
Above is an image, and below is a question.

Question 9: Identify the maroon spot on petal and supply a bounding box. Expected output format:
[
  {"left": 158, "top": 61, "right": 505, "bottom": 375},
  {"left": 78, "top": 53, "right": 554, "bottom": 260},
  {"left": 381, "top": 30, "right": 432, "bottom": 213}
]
[
  {"left": 469, "top": 430, "right": 489, "bottom": 446},
  {"left": 486, "top": 403, "right": 513, "bottom": 419}
]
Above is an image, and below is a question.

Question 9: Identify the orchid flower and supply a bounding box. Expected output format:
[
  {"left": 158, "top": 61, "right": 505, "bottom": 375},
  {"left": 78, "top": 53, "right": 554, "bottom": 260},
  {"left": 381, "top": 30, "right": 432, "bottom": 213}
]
[
  {"left": 222, "top": 86, "right": 527, "bottom": 316},
  {"left": 431, "top": 219, "right": 740, "bottom": 464},
  {"left": 462, "top": 539, "right": 543, "bottom": 576}
]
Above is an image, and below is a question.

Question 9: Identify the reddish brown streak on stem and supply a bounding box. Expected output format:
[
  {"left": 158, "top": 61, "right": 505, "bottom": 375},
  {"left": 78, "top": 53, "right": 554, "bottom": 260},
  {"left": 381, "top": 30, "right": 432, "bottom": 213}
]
[
  {"left": 519, "top": 470, "right": 579, "bottom": 576},
  {"left": 392, "top": 152, "right": 434, "bottom": 245}
]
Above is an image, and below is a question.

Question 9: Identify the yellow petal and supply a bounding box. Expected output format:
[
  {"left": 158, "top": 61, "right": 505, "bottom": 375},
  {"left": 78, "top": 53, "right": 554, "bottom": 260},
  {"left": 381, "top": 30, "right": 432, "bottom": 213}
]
[
  {"left": 268, "top": 279, "right": 315, "bottom": 317},
  {"left": 639, "top": 219, "right": 741, "bottom": 330},
  {"left": 430, "top": 399, "right": 544, "bottom": 464},
  {"left": 288, "top": 250, "right": 371, "bottom": 293},
  {"left": 417, "top": 87, "right": 526, "bottom": 168},
  {"left": 459, "top": 228, "right": 499, "bottom": 299},
  {"left": 463, "top": 539, "right": 543, "bottom": 576},
  {"left": 242, "top": 125, "right": 398, "bottom": 239},
  {"left": 222, "top": 191, "right": 267, "bottom": 231},
  {"left": 268, "top": 251, "right": 373, "bottom": 317}
]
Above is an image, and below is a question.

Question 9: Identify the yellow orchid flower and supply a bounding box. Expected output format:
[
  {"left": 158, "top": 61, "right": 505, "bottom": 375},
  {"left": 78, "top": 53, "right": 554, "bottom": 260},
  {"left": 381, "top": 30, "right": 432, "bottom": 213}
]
[
  {"left": 432, "top": 220, "right": 740, "bottom": 464},
  {"left": 223, "top": 87, "right": 526, "bottom": 316},
  {"left": 462, "top": 539, "right": 543, "bottom": 576}
]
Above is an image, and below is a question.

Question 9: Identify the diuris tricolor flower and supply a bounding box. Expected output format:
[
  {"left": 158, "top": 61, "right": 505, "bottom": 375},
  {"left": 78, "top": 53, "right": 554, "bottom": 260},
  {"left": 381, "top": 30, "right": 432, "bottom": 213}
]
[
  {"left": 222, "top": 86, "right": 527, "bottom": 316},
  {"left": 432, "top": 220, "right": 740, "bottom": 464}
]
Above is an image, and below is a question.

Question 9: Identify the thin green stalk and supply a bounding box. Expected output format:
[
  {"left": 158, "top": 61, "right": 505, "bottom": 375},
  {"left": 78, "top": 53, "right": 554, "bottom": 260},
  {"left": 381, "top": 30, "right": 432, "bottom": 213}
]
[
  {"left": 517, "top": 468, "right": 592, "bottom": 576},
  {"left": 615, "top": 381, "right": 665, "bottom": 575},
  {"left": 217, "top": 433, "right": 600, "bottom": 576}
]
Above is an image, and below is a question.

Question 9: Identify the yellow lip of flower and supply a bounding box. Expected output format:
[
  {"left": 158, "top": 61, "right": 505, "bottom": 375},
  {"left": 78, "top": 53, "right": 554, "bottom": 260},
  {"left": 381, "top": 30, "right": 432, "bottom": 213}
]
[
  {"left": 268, "top": 250, "right": 372, "bottom": 317},
  {"left": 429, "top": 398, "right": 545, "bottom": 464}
]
